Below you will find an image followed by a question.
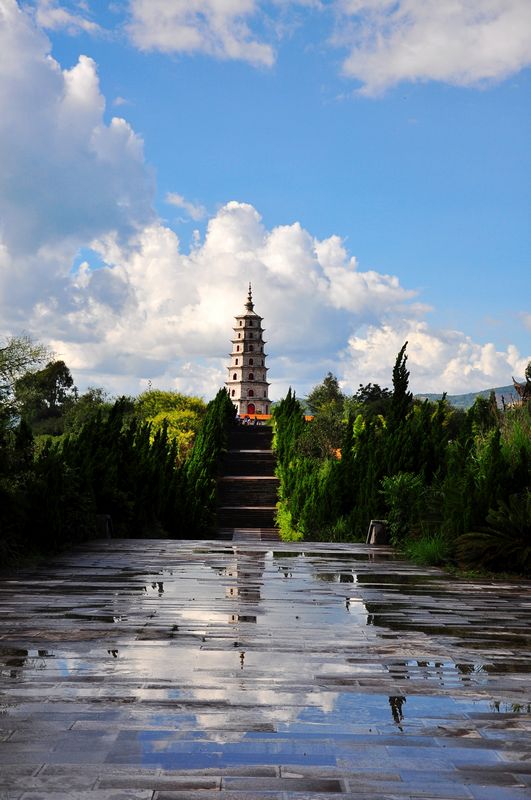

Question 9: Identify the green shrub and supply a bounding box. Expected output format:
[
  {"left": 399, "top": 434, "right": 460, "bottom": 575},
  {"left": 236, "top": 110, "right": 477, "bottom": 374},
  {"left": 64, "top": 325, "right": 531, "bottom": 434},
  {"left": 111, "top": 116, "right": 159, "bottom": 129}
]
[
  {"left": 380, "top": 471, "right": 426, "bottom": 545},
  {"left": 180, "top": 388, "right": 235, "bottom": 534},
  {"left": 275, "top": 500, "right": 303, "bottom": 541},
  {"left": 404, "top": 533, "right": 451, "bottom": 566},
  {"left": 455, "top": 491, "right": 531, "bottom": 575}
]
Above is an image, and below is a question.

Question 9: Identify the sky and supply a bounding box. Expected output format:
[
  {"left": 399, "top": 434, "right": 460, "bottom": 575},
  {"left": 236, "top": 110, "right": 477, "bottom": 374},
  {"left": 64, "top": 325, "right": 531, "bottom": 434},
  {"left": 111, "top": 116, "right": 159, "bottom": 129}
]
[{"left": 0, "top": 0, "right": 530, "bottom": 400}]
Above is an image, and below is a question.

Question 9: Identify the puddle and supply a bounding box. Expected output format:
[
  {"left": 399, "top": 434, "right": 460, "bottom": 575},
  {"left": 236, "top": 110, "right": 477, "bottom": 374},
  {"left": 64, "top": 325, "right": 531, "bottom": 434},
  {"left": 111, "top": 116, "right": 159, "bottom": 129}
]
[
  {"left": 101, "top": 689, "right": 531, "bottom": 771},
  {"left": 315, "top": 572, "right": 356, "bottom": 583},
  {"left": 356, "top": 573, "right": 429, "bottom": 585},
  {"left": 2, "top": 539, "right": 530, "bottom": 784},
  {"left": 490, "top": 701, "right": 531, "bottom": 714},
  {"left": 272, "top": 551, "right": 394, "bottom": 562},
  {"left": 64, "top": 613, "right": 124, "bottom": 623}
]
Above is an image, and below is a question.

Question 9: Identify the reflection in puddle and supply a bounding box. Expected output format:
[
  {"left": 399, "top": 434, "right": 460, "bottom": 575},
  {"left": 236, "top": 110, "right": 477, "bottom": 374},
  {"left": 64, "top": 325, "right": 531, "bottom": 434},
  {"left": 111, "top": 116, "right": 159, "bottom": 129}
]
[
  {"left": 64, "top": 612, "right": 124, "bottom": 623},
  {"left": 143, "top": 582, "right": 164, "bottom": 596},
  {"left": 3, "top": 540, "right": 530, "bottom": 785},
  {"left": 0, "top": 647, "right": 57, "bottom": 678},
  {"left": 229, "top": 614, "right": 257, "bottom": 624},
  {"left": 491, "top": 701, "right": 531, "bottom": 714},
  {"left": 272, "top": 551, "right": 395, "bottom": 562},
  {"left": 389, "top": 695, "right": 406, "bottom": 728},
  {"left": 315, "top": 572, "right": 355, "bottom": 583},
  {"left": 356, "top": 572, "right": 427, "bottom": 585},
  {"left": 115, "top": 690, "right": 519, "bottom": 771}
]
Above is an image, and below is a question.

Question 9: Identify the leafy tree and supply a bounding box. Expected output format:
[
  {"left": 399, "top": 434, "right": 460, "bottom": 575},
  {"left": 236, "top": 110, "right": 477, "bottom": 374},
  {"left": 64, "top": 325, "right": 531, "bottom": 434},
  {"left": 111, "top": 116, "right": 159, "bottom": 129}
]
[
  {"left": 354, "top": 383, "right": 392, "bottom": 404},
  {"left": 297, "top": 411, "right": 344, "bottom": 459},
  {"left": 347, "top": 382, "right": 392, "bottom": 421},
  {"left": 299, "top": 373, "right": 346, "bottom": 457},
  {"left": 136, "top": 389, "right": 205, "bottom": 419},
  {"left": 63, "top": 387, "right": 111, "bottom": 434},
  {"left": 469, "top": 391, "right": 499, "bottom": 435},
  {"left": 0, "top": 335, "right": 50, "bottom": 420},
  {"left": 306, "top": 372, "right": 345, "bottom": 415},
  {"left": 134, "top": 389, "right": 207, "bottom": 462},
  {"left": 14, "top": 360, "right": 77, "bottom": 434},
  {"left": 150, "top": 408, "right": 204, "bottom": 461}
]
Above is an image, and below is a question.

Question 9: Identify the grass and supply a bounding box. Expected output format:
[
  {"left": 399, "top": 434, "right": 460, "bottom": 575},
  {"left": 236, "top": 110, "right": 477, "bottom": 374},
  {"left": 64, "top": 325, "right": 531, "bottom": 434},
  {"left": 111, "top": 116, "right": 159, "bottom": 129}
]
[{"left": 403, "top": 532, "right": 451, "bottom": 566}]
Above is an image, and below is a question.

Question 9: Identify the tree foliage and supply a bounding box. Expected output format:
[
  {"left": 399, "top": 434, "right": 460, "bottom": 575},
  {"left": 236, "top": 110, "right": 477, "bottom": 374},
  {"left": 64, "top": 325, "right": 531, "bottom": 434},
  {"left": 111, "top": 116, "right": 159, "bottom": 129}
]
[
  {"left": 0, "top": 335, "right": 50, "bottom": 391},
  {"left": 389, "top": 341, "right": 412, "bottom": 428},
  {"left": 0, "top": 382, "right": 234, "bottom": 563},
  {"left": 0, "top": 335, "right": 50, "bottom": 420},
  {"left": 63, "top": 387, "right": 112, "bottom": 434},
  {"left": 273, "top": 342, "right": 530, "bottom": 574},
  {"left": 306, "top": 372, "right": 344, "bottom": 415},
  {"left": 134, "top": 390, "right": 207, "bottom": 462},
  {"left": 14, "top": 360, "right": 77, "bottom": 434}
]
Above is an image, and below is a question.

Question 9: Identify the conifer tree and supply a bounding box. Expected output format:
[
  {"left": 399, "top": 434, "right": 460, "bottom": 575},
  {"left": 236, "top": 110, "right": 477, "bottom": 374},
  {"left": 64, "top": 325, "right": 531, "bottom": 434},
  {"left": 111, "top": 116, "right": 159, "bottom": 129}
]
[{"left": 389, "top": 341, "right": 412, "bottom": 428}]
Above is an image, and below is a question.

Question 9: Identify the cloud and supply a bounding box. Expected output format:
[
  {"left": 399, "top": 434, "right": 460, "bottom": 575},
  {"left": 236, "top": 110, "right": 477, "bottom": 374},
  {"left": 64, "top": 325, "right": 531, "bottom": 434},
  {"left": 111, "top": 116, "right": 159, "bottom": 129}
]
[
  {"left": 112, "top": 95, "right": 130, "bottom": 107},
  {"left": 33, "top": 0, "right": 101, "bottom": 34},
  {"left": 0, "top": 0, "right": 153, "bottom": 319},
  {"left": 21, "top": 201, "right": 529, "bottom": 399},
  {"left": 342, "top": 319, "right": 529, "bottom": 393},
  {"left": 126, "top": 0, "right": 275, "bottom": 67},
  {"left": 29, "top": 1, "right": 531, "bottom": 94},
  {"left": 334, "top": 0, "right": 531, "bottom": 94},
  {"left": 166, "top": 192, "right": 207, "bottom": 221},
  {"left": 41, "top": 203, "right": 419, "bottom": 382}
]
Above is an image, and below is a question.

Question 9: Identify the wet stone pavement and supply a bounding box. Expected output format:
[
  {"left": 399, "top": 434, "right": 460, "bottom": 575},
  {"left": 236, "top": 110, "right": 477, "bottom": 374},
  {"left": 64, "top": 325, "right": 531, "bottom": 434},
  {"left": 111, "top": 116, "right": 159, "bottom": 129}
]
[{"left": 0, "top": 540, "right": 530, "bottom": 800}]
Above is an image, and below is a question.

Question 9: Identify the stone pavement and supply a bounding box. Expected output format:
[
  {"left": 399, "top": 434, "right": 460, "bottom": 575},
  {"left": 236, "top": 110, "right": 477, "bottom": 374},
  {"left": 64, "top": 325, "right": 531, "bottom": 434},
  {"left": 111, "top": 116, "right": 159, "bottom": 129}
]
[{"left": 0, "top": 539, "right": 530, "bottom": 799}]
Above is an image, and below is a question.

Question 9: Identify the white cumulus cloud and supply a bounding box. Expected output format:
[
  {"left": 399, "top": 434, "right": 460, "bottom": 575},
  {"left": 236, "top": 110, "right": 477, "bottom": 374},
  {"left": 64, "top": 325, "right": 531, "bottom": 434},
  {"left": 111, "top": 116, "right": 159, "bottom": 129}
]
[
  {"left": 126, "top": 0, "right": 275, "bottom": 66},
  {"left": 342, "top": 319, "right": 529, "bottom": 393},
  {"left": 166, "top": 192, "right": 207, "bottom": 221},
  {"left": 334, "top": 0, "right": 531, "bottom": 94},
  {"left": 0, "top": 0, "right": 153, "bottom": 326},
  {"left": 33, "top": 0, "right": 100, "bottom": 34},
  {"left": 27, "top": 202, "right": 530, "bottom": 399},
  {"left": 38, "top": 202, "right": 423, "bottom": 393}
]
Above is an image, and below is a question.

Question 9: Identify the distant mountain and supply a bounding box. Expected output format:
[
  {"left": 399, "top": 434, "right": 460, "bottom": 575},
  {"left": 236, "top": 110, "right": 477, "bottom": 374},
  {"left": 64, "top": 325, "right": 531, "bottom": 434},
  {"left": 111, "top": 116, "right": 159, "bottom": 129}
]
[{"left": 415, "top": 385, "right": 518, "bottom": 410}]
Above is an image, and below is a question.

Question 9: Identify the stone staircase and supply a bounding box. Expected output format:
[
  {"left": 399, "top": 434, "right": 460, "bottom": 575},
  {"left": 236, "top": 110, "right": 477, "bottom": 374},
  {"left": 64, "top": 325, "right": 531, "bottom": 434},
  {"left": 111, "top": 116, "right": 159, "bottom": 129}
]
[{"left": 217, "top": 425, "right": 280, "bottom": 540}]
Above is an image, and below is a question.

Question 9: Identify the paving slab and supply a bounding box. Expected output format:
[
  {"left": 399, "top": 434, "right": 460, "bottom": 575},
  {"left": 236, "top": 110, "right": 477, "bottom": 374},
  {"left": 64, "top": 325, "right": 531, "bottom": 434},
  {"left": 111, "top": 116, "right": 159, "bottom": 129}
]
[{"left": 0, "top": 539, "right": 530, "bottom": 799}]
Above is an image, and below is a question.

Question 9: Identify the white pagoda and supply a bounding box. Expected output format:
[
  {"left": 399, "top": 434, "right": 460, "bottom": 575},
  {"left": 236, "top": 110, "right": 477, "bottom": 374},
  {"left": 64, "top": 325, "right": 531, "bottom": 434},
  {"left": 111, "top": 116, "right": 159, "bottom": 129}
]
[{"left": 226, "top": 285, "right": 271, "bottom": 416}]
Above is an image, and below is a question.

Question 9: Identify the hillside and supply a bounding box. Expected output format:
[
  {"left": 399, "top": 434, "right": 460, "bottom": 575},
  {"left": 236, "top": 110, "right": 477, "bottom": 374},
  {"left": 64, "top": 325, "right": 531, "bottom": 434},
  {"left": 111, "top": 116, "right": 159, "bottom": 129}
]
[{"left": 415, "top": 384, "right": 517, "bottom": 410}]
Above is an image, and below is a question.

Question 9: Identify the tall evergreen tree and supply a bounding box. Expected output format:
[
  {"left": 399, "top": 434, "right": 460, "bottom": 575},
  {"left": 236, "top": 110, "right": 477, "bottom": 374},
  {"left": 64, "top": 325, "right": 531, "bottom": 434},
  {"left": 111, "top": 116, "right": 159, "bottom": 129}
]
[{"left": 389, "top": 341, "right": 412, "bottom": 428}]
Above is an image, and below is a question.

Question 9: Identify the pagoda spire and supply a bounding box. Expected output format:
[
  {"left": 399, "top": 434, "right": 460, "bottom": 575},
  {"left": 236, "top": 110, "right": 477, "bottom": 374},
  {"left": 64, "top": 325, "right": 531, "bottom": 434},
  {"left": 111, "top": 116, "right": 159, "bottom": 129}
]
[{"left": 245, "top": 282, "right": 254, "bottom": 312}]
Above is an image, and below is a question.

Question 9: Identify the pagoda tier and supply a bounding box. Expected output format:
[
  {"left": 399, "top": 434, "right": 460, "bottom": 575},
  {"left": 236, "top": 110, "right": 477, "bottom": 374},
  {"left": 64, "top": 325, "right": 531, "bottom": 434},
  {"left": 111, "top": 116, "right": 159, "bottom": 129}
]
[{"left": 225, "top": 284, "right": 271, "bottom": 416}]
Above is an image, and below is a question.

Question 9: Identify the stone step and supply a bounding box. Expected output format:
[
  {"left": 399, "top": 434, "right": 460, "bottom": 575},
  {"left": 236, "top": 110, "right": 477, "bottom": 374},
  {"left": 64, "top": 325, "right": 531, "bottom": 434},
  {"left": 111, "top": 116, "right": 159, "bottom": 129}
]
[
  {"left": 218, "top": 478, "right": 279, "bottom": 506},
  {"left": 222, "top": 459, "right": 276, "bottom": 477},
  {"left": 217, "top": 506, "right": 277, "bottom": 528},
  {"left": 224, "top": 449, "right": 274, "bottom": 458},
  {"left": 218, "top": 425, "right": 278, "bottom": 536},
  {"left": 219, "top": 527, "right": 280, "bottom": 541},
  {"left": 228, "top": 429, "right": 273, "bottom": 449},
  {"left": 219, "top": 494, "right": 279, "bottom": 509},
  {"left": 219, "top": 475, "right": 278, "bottom": 481}
]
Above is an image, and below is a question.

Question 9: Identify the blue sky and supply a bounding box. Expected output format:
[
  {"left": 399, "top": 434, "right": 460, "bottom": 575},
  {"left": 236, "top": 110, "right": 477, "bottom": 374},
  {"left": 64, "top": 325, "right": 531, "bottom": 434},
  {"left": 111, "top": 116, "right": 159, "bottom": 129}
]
[{"left": 1, "top": 0, "right": 530, "bottom": 398}]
